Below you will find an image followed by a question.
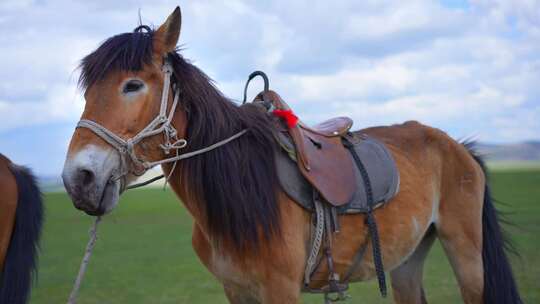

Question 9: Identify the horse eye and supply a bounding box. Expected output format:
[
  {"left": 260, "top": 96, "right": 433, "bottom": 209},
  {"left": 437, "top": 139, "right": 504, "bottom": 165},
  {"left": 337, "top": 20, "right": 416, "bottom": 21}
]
[{"left": 123, "top": 80, "right": 144, "bottom": 94}]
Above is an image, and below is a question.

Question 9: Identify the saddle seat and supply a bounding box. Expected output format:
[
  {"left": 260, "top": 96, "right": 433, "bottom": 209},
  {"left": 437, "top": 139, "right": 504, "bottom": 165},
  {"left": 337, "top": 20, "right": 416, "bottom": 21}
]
[
  {"left": 302, "top": 117, "right": 353, "bottom": 137},
  {"left": 254, "top": 90, "right": 356, "bottom": 206}
]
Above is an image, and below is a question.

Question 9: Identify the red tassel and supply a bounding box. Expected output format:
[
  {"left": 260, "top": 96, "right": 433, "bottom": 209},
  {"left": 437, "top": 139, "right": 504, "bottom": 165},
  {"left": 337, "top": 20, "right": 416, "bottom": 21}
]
[{"left": 272, "top": 109, "right": 299, "bottom": 129}]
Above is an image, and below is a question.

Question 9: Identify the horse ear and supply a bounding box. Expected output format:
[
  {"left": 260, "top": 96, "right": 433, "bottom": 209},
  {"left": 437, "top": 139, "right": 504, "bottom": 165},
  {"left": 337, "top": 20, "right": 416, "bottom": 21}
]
[{"left": 154, "top": 6, "right": 181, "bottom": 56}]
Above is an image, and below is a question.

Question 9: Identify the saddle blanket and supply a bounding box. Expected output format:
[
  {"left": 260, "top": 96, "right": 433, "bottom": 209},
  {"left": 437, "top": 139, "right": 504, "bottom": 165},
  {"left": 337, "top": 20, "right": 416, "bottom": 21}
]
[{"left": 275, "top": 132, "right": 400, "bottom": 214}]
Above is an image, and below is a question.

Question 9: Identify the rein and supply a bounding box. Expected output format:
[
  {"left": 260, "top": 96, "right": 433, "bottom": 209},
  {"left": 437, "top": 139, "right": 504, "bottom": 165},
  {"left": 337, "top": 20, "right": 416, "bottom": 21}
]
[{"left": 76, "top": 59, "right": 248, "bottom": 190}]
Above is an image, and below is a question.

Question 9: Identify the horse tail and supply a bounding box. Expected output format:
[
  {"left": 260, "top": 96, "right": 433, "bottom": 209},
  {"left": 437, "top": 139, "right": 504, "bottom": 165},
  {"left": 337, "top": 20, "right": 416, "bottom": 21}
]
[
  {"left": 0, "top": 164, "right": 44, "bottom": 304},
  {"left": 463, "top": 142, "right": 522, "bottom": 304}
]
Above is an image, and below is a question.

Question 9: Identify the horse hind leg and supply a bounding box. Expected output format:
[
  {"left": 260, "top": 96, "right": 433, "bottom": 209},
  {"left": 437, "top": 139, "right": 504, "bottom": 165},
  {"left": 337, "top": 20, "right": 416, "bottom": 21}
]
[
  {"left": 436, "top": 198, "right": 484, "bottom": 304},
  {"left": 436, "top": 168, "right": 485, "bottom": 303},
  {"left": 391, "top": 226, "right": 436, "bottom": 304},
  {"left": 437, "top": 163, "right": 522, "bottom": 303}
]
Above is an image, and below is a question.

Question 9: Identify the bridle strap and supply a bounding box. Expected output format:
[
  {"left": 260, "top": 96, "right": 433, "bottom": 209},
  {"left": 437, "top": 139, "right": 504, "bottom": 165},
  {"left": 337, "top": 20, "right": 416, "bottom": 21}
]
[
  {"left": 76, "top": 59, "right": 248, "bottom": 187},
  {"left": 77, "top": 87, "right": 182, "bottom": 170},
  {"left": 77, "top": 119, "right": 128, "bottom": 154}
]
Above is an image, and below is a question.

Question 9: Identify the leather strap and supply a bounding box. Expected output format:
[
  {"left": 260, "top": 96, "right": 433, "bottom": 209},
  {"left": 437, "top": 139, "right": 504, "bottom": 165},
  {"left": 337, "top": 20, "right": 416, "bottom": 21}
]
[{"left": 343, "top": 137, "right": 387, "bottom": 297}]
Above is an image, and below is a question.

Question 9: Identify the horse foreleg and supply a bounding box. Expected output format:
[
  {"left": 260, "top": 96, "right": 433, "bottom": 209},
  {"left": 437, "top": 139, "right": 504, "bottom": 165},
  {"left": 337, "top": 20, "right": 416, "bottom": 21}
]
[
  {"left": 391, "top": 227, "right": 436, "bottom": 304},
  {"left": 192, "top": 224, "right": 302, "bottom": 304},
  {"left": 223, "top": 283, "right": 260, "bottom": 304},
  {"left": 259, "top": 277, "right": 301, "bottom": 304}
]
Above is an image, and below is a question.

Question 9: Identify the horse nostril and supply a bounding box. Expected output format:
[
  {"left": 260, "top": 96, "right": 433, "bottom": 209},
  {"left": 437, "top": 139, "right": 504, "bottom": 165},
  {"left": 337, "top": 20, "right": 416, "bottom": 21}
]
[{"left": 78, "top": 168, "right": 96, "bottom": 187}]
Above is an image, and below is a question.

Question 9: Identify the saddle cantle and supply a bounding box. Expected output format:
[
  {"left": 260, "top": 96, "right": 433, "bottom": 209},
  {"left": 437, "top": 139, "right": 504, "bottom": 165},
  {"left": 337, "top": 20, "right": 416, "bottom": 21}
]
[{"left": 254, "top": 90, "right": 356, "bottom": 206}]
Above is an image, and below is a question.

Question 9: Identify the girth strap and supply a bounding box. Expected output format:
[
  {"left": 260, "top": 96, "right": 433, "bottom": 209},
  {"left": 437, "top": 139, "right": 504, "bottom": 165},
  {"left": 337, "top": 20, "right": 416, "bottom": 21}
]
[{"left": 343, "top": 137, "right": 387, "bottom": 297}]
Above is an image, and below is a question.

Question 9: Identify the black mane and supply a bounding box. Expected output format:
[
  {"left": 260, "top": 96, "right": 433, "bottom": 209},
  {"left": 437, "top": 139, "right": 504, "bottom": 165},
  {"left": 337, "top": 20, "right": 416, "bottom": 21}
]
[
  {"left": 79, "top": 25, "right": 282, "bottom": 251},
  {"left": 169, "top": 52, "right": 282, "bottom": 251}
]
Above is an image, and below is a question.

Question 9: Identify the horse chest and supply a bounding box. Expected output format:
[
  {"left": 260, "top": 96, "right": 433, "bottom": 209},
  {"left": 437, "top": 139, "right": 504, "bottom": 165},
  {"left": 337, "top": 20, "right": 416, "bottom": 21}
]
[{"left": 210, "top": 250, "right": 253, "bottom": 286}]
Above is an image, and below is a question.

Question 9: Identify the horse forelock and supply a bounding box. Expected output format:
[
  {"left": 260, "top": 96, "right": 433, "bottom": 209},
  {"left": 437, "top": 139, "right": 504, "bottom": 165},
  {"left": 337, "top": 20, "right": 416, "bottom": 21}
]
[{"left": 78, "top": 25, "right": 155, "bottom": 90}]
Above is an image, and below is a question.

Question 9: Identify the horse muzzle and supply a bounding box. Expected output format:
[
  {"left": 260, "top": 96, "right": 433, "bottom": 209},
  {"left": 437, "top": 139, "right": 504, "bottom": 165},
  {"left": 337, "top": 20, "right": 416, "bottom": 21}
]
[{"left": 62, "top": 145, "right": 121, "bottom": 216}]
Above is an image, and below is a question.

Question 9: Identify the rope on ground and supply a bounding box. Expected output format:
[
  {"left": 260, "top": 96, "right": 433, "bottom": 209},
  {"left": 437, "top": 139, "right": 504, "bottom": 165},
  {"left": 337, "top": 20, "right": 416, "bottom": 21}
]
[{"left": 67, "top": 216, "right": 102, "bottom": 304}]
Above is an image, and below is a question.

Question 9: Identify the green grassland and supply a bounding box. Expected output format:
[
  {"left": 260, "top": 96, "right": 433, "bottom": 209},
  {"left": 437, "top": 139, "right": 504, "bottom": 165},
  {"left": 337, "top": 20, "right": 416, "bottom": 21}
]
[{"left": 31, "top": 169, "right": 540, "bottom": 303}]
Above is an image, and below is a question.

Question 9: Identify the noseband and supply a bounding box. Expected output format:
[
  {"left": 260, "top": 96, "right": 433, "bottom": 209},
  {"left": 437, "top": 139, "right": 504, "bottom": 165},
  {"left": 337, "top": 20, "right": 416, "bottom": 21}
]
[{"left": 76, "top": 59, "right": 247, "bottom": 190}]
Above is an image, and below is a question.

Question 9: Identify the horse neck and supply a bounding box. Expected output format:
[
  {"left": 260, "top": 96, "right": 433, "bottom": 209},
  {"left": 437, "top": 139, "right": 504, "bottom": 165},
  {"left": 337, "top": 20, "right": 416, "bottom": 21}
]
[
  {"left": 164, "top": 165, "right": 207, "bottom": 224},
  {"left": 162, "top": 91, "right": 241, "bottom": 230},
  {"left": 160, "top": 64, "right": 281, "bottom": 252}
]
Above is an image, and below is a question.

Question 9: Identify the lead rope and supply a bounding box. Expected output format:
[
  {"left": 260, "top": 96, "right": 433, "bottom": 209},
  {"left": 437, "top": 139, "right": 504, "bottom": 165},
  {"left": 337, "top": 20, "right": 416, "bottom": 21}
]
[
  {"left": 67, "top": 216, "right": 102, "bottom": 304},
  {"left": 65, "top": 129, "right": 248, "bottom": 303},
  {"left": 65, "top": 127, "right": 249, "bottom": 302}
]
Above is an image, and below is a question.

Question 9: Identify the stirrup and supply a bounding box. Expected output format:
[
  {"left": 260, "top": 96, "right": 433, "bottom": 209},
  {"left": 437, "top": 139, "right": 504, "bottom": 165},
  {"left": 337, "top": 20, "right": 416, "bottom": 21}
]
[
  {"left": 323, "top": 286, "right": 350, "bottom": 304},
  {"left": 322, "top": 274, "right": 349, "bottom": 304},
  {"left": 324, "top": 292, "right": 350, "bottom": 304}
]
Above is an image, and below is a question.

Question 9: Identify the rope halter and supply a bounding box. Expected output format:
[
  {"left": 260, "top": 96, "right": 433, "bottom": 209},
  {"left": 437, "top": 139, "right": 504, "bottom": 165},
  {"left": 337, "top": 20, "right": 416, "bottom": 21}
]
[{"left": 76, "top": 59, "right": 247, "bottom": 190}]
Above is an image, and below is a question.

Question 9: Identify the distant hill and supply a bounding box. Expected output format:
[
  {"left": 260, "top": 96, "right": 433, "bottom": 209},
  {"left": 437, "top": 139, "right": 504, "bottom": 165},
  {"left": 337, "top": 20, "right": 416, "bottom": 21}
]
[
  {"left": 476, "top": 141, "right": 540, "bottom": 162},
  {"left": 38, "top": 175, "right": 64, "bottom": 192}
]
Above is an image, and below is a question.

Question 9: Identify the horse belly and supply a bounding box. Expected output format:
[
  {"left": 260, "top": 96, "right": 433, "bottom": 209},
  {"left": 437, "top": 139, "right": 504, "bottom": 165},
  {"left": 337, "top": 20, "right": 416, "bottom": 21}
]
[{"left": 327, "top": 187, "right": 436, "bottom": 283}]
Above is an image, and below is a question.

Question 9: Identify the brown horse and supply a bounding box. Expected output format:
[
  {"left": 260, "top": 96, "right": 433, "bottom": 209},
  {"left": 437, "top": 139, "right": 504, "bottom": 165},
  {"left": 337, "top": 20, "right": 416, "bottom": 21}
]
[
  {"left": 0, "top": 154, "right": 43, "bottom": 303},
  {"left": 62, "top": 7, "right": 522, "bottom": 304}
]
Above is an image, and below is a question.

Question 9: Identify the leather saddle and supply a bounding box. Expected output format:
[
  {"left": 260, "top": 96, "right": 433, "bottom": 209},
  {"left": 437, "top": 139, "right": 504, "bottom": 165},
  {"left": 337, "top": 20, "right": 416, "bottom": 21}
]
[{"left": 254, "top": 90, "right": 356, "bottom": 206}]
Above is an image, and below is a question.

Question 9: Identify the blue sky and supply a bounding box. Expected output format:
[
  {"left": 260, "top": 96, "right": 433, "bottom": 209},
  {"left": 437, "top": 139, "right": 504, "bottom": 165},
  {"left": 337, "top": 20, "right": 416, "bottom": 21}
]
[{"left": 0, "top": 0, "right": 539, "bottom": 176}]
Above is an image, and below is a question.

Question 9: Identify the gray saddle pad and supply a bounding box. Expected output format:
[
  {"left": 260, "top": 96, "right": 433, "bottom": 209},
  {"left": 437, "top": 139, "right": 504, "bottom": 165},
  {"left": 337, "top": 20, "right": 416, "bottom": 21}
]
[{"left": 275, "top": 133, "right": 400, "bottom": 214}]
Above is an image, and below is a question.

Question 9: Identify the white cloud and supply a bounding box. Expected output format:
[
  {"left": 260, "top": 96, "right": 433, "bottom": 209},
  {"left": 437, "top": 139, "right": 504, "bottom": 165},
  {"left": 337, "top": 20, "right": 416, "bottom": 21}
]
[
  {"left": 0, "top": 84, "right": 84, "bottom": 131},
  {"left": 288, "top": 62, "right": 418, "bottom": 102}
]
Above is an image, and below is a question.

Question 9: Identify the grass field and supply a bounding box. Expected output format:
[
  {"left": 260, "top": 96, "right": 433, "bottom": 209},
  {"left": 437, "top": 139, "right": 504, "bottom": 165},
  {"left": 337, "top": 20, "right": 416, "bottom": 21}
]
[{"left": 30, "top": 169, "right": 539, "bottom": 303}]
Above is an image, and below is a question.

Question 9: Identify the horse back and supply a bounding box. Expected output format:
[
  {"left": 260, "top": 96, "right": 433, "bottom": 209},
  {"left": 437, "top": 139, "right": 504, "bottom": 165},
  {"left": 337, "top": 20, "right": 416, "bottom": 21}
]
[
  {"left": 359, "top": 120, "right": 483, "bottom": 176},
  {"left": 359, "top": 121, "right": 446, "bottom": 153}
]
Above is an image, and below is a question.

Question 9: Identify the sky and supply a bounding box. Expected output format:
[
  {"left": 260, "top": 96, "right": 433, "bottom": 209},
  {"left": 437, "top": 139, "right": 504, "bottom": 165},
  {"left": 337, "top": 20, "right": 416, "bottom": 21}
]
[{"left": 0, "top": 0, "right": 539, "bottom": 176}]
